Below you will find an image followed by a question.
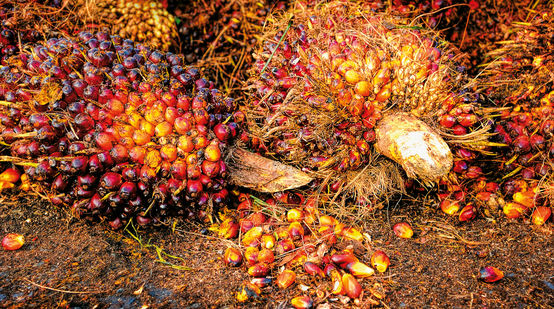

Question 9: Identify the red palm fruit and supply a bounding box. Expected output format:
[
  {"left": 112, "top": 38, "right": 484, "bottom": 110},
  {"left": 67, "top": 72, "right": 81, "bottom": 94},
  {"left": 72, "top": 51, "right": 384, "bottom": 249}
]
[
  {"left": 371, "top": 250, "right": 390, "bottom": 273},
  {"left": 201, "top": 160, "right": 220, "bottom": 178},
  {"left": 479, "top": 266, "right": 504, "bottom": 283},
  {"left": 193, "top": 135, "right": 209, "bottom": 150},
  {"left": 136, "top": 216, "right": 152, "bottom": 226},
  {"left": 287, "top": 208, "right": 303, "bottom": 222},
  {"left": 453, "top": 160, "right": 468, "bottom": 173},
  {"left": 319, "top": 215, "right": 338, "bottom": 226},
  {"left": 465, "top": 166, "right": 482, "bottom": 179},
  {"left": 140, "top": 120, "right": 156, "bottom": 136},
  {"left": 177, "top": 135, "right": 194, "bottom": 153},
  {"left": 100, "top": 172, "right": 122, "bottom": 190},
  {"left": 303, "top": 262, "right": 325, "bottom": 277},
  {"left": 170, "top": 160, "right": 187, "bottom": 180},
  {"left": 213, "top": 123, "right": 231, "bottom": 142},
  {"left": 342, "top": 273, "right": 362, "bottom": 299},
  {"left": 276, "top": 238, "right": 295, "bottom": 255},
  {"left": 248, "top": 262, "right": 270, "bottom": 277},
  {"left": 52, "top": 174, "right": 68, "bottom": 192},
  {"left": 244, "top": 247, "right": 259, "bottom": 266},
  {"left": 0, "top": 168, "right": 20, "bottom": 183},
  {"left": 258, "top": 248, "right": 275, "bottom": 264},
  {"left": 457, "top": 114, "right": 478, "bottom": 127},
  {"left": 342, "top": 227, "right": 363, "bottom": 241},
  {"left": 246, "top": 212, "right": 266, "bottom": 226},
  {"left": 277, "top": 269, "right": 296, "bottom": 289},
  {"left": 78, "top": 175, "right": 97, "bottom": 190},
  {"left": 106, "top": 99, "right": 124, "bottom": 116},
  {"left": 164, "top": 106, "right": 178, "bottom": 124},
  {"left": 331, "top": 251, "right": 358, "bottom": 266},
  {"left": 452, "top": 125, "right": 467, "bottom": 135},
  {"left": 260, "top": 234, "right": 276, "bottom": 249},
  {"left": 186, "top": 179, "right": 203, "bottom": 197},
  {"left": 251, "top": 277, "right": 272, "bottom": 288},
  {"left": 440, "top": 199, "right": 460, "bottom": 215},
  {"left": 132, "top": 130, "right": 151, "bottom": 145},
  {"left": 393, "top": 222, "right": 413, "bottom": 238},
  {"left": 290, "top": 296, "right": 313, "bottom": 309},
  {"left": 154, "top": 121, "right": 172, "bottom": 137},
  {"left": 223, "top": 247, "right": 242, "bottom": 267},
  {"left": 218, "top": 218, "right": 239, "bottom": 239},
  {"left": 2, "top": 233, "right": 24, "bottom": 251},
  {"left": 144, "top": 150, "right": 162, "bottom": 168},
  {"left": 110, "top": 145, "right": 129, "bottom": 164},
  {"left": 531, "top": 206, "right": 551, "bottom": 225},
  {"left": 242, "top": 226, "right": 263, "bottom": 247},
  {"left": 503, "top": 202, "right": 528, "bottom": 219},
  {"left": 459, "top": 204, "right": 477, "bottom": 222},
  {"left": 160, "top": 145, "right": 177, "bottom": 162},
  {"left": 513, "top": 191, "right": 536, "bottom": 208},
  {"left": 129, "top": 146, "right": 146, "bottom": 164},
  {"left": 512, "top": 135, "right": 531, "bottom": 153},
  {"left": 288, "top": 221, "right": 305, "bottom": 239},
  {"left": 439, "top": 114, "right": 456, "bottom": 128},
  {"left": 119, "top": 182, "right": 137, "bottom": 200},
  {"left": 485, "top": 182, "right": 499, "bottom": 192},
  {"left": 174, "top": 117, "right": 192, "bottom": 134},
  {"left": 345, "top": 261, "right": 375, "bottom": 277}
]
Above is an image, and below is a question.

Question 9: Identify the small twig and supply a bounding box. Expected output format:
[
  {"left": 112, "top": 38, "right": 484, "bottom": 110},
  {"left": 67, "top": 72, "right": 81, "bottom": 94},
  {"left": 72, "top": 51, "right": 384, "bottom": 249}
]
[{"left": 23, "top": 278, "right": 106, "bottom": 294}]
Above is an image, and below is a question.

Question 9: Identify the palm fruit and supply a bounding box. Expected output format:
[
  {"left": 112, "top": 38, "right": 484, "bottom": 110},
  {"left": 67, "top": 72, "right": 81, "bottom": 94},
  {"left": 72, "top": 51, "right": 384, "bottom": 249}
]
[
  {"left": 167, "top": 0, "right": 288, "bottom": 94},
  {"left": 478, "top": 10, "right": 553, "bottom": 221},
  {"left": 0, "top": 31, "right": 241, "bottom": 227},
  {"left": 242, "top": 1, "right": 493, "bottom": 211},
  {"left": 74, "top": 0, "right": 177, "bottom": 51}
]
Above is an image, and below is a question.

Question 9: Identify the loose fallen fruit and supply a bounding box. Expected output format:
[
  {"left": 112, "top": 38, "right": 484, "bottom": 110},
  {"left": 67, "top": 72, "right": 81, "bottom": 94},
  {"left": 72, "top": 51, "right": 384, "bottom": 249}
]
[
  {"left": 2, "top": 233, "right": 24, "bottom": 250},
  {"left": 393, "top": 222, "right": 414, "bottom": 238},
  {"left": 479, "top": 266, "right": 504, "bottom": 283}
]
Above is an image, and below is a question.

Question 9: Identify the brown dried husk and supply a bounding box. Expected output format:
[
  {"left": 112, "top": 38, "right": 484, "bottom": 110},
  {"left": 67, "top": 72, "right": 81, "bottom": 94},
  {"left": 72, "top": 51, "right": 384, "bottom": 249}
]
[{"left": 243, "top": 1, "right": 477, "bottom": 203}]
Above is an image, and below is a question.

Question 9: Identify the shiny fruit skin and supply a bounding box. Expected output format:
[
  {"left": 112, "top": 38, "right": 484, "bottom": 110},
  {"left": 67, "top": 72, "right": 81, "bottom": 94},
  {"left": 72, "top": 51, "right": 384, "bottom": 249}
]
[{"left": 2, "top": 233, "right": 24, "bottom": 250}]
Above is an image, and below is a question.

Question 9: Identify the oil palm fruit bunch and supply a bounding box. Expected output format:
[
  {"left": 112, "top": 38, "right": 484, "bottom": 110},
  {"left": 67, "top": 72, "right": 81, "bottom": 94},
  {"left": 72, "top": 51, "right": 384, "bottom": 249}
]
[
  {"left": 217, "top": 191, "right": 389, "bottom": 306},
  {"left": 477, "top": 10, "right": 553, "bottom": 224},
  {"left": 242, "top": 0, "right": 495, "bottom": 212},
  {"left": 0, "top": 31, "right": 242, "bottom": 228},
  {"left": 381, "top": 0, "right": 552, "bottom": 73},
  {"left": 74, "top": 0, "right": 177, "bottom": 51},
  {"left": 168, "top": 0, "right": 288, "bottom": 94}
]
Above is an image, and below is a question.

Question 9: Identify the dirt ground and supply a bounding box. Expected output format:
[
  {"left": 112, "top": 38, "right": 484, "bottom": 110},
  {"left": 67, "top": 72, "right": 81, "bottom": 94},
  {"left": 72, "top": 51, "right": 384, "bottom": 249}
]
[{"left": 0, "top": 193, "right": 553, "bottom": 308}]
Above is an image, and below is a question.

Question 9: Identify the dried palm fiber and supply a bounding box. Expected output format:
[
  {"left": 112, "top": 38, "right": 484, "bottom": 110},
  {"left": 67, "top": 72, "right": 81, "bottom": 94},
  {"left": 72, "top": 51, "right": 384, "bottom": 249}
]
[
  {"left": 167, "top": 0, "right": 288, "bottom": 96},
  {"left": 473, "top": 10, "right": 553, "bottom": 221},
  {"left": 0, "top": 31, "right": 244, "bottom": 228},
  {"left": 72, "top": 0, "right": 178, "bottom": 51},
  {"left": 239, "top": 0, "right": 497, "bottom": 214}
]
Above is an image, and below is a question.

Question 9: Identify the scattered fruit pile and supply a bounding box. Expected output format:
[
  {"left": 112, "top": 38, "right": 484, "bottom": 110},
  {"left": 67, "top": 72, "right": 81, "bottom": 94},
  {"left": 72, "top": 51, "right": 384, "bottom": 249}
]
[
  {"left": 243, "top": 1, "right": 494, "bottom": 213},
  {"left": 0, "top": 31, "right": 242, "bottom": 228},
  {"left": 215, "top": 192, "right": 391, "bottom": 307},
  {"left": 74, "top": 0, "right": 178, "bottom": 51}
]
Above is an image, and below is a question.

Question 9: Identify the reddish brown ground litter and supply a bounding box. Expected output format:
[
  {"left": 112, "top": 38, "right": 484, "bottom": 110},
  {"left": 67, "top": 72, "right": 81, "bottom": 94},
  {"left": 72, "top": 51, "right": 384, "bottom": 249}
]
[{"left": 1, "top": 195, "right": 552, "bottom": 308}]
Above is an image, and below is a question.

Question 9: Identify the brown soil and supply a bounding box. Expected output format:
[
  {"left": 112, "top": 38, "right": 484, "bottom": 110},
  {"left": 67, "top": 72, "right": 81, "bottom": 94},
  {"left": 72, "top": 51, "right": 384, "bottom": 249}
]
[{"left": 1, "top": 194, "right": 552, "bottom": 308}]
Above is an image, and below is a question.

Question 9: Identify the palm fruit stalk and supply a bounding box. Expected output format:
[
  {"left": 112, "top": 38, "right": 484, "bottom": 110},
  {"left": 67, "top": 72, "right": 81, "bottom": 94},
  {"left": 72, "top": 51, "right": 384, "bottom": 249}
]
[
  {"left": 0, "top": 31, "right": 243, "bottom": 228},
  {"left": 167, "top": 0, "right": 288, "bottom": 95},
  {"left": 477, "top": 10, "right": 553, "bottom": 223},
  {"left": 73, "top": 0, "right": 178, "bottom": 51},
  {"left": 214, "top": 191, "right": 388, "bottom": 306},
  {"left": 240, "top": 0, "right": 496, "bottom": 216}
]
